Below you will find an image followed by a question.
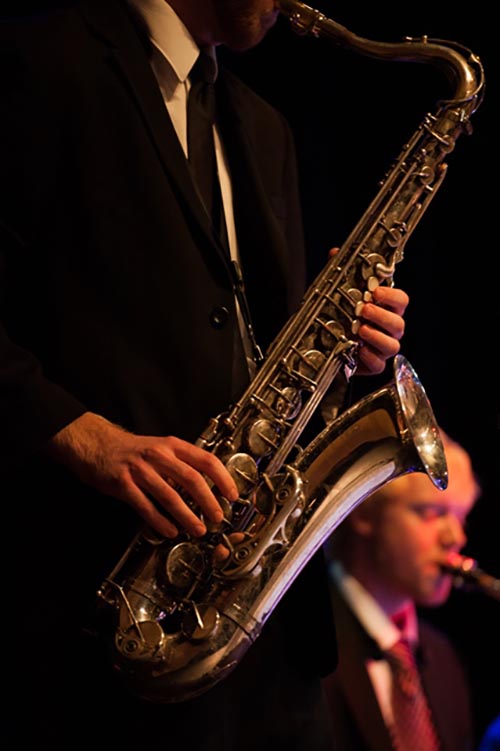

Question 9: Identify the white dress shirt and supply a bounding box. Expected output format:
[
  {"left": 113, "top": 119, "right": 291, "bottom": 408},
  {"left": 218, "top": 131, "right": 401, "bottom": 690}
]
[{"left": 126, "top": 0, "right": 239, "bottom": 252}]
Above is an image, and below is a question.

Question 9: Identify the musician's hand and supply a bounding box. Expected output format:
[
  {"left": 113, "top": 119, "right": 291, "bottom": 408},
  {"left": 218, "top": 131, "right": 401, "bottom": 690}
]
[
  {"left": 357, "top": 284, "right": 409, "bottom": 375},
  {"left": 328, "top": 246, "right": 409, "bottom": 375},
  {"left": 44, "top": 412, "right": 239, "bottom": 538}
]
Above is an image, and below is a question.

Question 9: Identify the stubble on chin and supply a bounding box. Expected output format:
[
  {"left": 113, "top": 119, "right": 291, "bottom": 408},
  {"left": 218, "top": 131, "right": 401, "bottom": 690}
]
[{"left": 217, "top": 0, "right": 280, "bottom": 51}]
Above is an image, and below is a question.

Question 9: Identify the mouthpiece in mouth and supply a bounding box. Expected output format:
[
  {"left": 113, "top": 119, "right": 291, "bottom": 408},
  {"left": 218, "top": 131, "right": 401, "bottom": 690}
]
[
  {"left": 440, "top": 552, "right": 477, "bottom": 577},
  {"left": 440, "top": 553, "right": 500, "bottom": 601}
]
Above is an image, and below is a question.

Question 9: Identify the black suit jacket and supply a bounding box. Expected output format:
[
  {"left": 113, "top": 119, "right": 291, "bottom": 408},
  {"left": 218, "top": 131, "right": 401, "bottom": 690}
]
[
  {"left": 1, "top": 2, "right": 336, "bottom": 748},
  {"left": 323, "top": 580, "right": 474, "bottom": 751}
]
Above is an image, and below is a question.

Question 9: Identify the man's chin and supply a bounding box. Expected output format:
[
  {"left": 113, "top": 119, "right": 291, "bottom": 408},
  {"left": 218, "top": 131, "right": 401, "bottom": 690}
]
[{"left": 418, "top": 582, "right": 453, "bottom": 608}]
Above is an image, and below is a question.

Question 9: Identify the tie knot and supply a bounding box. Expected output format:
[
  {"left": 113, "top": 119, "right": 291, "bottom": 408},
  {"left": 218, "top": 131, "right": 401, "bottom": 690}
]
[
  {"left": 189, "top": 51, "right": 217, "bottom": 124},
  {"left": 190, "top": 50, "right": 217, "bottom": 85},
  {"left": 386, "top": 639, "right": 415, "bottom": 670},
  {"left": 391, "top": 610, "right": 408, "bottom": 632}
]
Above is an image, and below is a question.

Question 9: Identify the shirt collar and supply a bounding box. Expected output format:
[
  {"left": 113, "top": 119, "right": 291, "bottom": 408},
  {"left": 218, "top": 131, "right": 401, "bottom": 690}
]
[
  {"left": 126, "top": 0, "right": 215, "bottom": 83},
  {"left": 329, "top": 561, "right": 419, "bottom": 651}
]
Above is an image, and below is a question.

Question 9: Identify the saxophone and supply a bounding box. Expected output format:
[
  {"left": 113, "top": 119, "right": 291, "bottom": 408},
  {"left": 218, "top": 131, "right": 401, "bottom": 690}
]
[
  {"left": 441, "top": 553, "right": 500, "bottom": 601},
  {"left": 95, "top": 1, "right": 484, "bottom": 702}
]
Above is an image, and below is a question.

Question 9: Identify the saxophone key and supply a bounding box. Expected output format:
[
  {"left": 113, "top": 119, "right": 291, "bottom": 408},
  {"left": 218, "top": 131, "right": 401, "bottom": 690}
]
[
  {"left": 318, "top": 319, "right": 345, "bottom": 350},
  {"left": 273, "top": 385, "right": 302, "bottom": 420},
  {"left": 165, "top": 542, "right": 206, "bottom": 590},
  {"left": 246, "top": 418, "right": 281, "bottom": 457},
  {"left": 116, "top": 619, "right": 165, "bottom": 660},
  {"left": 225, "top": 452, "right": 259, "bottom": 495},
  {"left": 295, "top": 348, "right": 326, "bottom": 380},
  {"left": 182, "top": 603, "right": 220, "bottom": 642}
]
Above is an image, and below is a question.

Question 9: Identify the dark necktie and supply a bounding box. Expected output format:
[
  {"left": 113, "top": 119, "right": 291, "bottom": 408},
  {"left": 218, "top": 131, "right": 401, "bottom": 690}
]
[
  {"left": 188, "top": 51, "right": 253, "bottom": 398},
  {"left": 385, "top": 638, "right": 441, "bottom": 751},
  {"left": 187, "top": 50, "right": 224, "bottom": 237}
]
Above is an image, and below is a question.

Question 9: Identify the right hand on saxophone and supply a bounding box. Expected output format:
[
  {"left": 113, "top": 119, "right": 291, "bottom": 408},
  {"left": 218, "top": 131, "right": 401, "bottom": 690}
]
[
  {"left": 43, "top": 276, "right": 408, "bottom": 539},
  {"left": 44, "top": 412, "right": 239, "bottom": 539}
]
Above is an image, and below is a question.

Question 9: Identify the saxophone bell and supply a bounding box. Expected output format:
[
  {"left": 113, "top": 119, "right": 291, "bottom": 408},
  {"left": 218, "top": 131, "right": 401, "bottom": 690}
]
[{"left": 96, "top": 356, "right": 447, "bottom": 703}]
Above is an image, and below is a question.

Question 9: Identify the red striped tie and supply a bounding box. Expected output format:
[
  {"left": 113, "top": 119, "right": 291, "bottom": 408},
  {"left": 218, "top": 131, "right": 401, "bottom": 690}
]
[{"left": 385, "top": 638, "right": 441, "bottom": 751}]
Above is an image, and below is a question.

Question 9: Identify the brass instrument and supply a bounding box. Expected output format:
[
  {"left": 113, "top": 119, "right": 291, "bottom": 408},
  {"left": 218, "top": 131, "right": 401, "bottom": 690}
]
[
  {"left": 442, "top": 553, "right": 500, "bottom": 601},
  {"left": 94, "top": 1, "right": 484, "bottom": 702}
]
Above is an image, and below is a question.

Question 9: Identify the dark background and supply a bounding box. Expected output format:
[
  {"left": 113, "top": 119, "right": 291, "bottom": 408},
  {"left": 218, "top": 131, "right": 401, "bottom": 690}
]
[{"left": 4, "top": 0, "right": 499, "bottom": 745}]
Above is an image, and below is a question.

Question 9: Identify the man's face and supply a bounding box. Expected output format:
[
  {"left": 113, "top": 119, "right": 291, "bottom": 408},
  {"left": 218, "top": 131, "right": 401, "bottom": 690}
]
[{"left": 363, "top": 447, "right": 478, "bottom": 608}]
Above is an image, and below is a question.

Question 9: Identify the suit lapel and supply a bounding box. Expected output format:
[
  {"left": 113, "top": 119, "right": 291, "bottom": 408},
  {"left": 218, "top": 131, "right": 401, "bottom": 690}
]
[
  {"left": 78, "top": 0, "right": 229, "bottom": 267},
  {"left": 216, "top": 69, "right": 289, "bottom": 346},
  {"left": 330, "top": 584, "right": 394, "bottom": 751}
]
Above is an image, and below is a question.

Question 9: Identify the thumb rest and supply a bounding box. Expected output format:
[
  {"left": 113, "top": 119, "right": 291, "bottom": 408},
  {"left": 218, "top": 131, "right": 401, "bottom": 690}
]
[{"left": 94, "top": 1, "right": 485, "bottom": 702}]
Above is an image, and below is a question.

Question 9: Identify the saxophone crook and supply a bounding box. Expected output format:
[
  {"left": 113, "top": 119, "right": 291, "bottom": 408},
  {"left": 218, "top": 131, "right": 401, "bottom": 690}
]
[{"left": 277, "top": 0, "right": 484, "bottom": 109}]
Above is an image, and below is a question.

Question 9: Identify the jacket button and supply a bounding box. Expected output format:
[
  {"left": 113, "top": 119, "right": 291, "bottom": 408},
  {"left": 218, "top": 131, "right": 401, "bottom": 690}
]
[{"left": 209, "top": 306, "right": 229, "bottom": 329}]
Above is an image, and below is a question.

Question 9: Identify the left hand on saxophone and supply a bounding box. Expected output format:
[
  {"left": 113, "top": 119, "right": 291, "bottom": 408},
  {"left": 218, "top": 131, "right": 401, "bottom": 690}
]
[
  {"left": 328, "top": 246, "right": 409, "bottom": 376},
  {"left": 356, "top": 284, "right": 409, "bottom": 375}
]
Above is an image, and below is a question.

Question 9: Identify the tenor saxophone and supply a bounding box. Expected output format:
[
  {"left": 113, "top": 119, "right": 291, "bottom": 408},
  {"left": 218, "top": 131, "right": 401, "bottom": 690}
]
[{"left": 95, "top": 1, "right": 484, "bottom": 702}]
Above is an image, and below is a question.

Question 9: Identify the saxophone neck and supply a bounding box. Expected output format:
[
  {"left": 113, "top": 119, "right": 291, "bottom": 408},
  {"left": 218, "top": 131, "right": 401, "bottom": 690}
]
[{"left": 276, "top": 0, "right": 484, "bottom": 105}]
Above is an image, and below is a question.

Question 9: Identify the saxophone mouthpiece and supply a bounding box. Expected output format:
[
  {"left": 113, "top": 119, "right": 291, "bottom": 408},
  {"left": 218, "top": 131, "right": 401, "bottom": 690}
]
[{"left": 441, "top": 553, "right": 500, "bottom": 601}]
